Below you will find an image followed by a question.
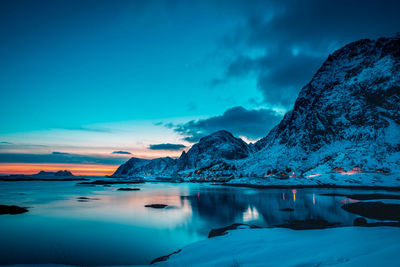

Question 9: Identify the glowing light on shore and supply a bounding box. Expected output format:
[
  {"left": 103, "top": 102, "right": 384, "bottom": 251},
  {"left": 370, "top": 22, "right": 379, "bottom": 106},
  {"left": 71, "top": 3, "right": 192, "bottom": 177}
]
[
  {"left": 307, "top": 173, "right": 321, "bottom": 178},
  {"left": 292, "top": 189, "right": 297, "bottom": 202},
  {"left": 340, "top": 167, "right": 363, "bottom": 175},
  {"left": 0, "top": 163, "right": 118, "bottom": 176},
  {"left": 333, "top": 167, "right": 363, "bottom": 175}
]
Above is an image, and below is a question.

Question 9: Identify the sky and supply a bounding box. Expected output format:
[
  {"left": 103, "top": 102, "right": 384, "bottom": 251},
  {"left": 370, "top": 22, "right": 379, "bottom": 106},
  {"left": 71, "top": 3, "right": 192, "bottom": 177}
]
[{"left": 1, "top": 0, "right": 399, "bottom": 175}]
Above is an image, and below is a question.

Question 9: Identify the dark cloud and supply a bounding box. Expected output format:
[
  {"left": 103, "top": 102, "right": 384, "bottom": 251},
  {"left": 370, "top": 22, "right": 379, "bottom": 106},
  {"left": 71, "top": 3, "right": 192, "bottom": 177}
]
[
  {"left": 112, "top": 150, "right": 132, "bottom": 155},
  {"left": 149, "top": 143, "right": 186, "bottom": 150},
  {"left": 52, "top": 151, "right": 70, "bottom": 155},
  {"left": 187, "top": 102, "right": 198, "bottom": 111},
  {"left": 214, "top": 0, "right": 400, "bottom": 109},
  {"left": 172, "top": 106, "right": 282, "bottom": 142},
  {"left": 0, "top": 141, "right": 12, "bottom": 144},
  {"left": 0, "top": 153, "right": 126, "bottom": 165},
  {"left": 62, "top": 126, "right": 112, "bottom": 133}
]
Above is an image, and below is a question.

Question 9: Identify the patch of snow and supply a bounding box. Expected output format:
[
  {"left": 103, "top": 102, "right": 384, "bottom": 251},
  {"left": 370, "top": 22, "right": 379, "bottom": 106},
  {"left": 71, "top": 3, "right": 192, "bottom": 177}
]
[{"left": 158, "top": 227, "right": 400, "bottom": 267}]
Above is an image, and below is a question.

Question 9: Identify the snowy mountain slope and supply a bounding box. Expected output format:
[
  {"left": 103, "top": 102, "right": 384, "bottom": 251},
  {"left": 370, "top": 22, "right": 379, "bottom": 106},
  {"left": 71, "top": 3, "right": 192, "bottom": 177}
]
[
  {"left": 112, "top": 157, "right": 176, "bottom": 177},
  {"left": 239, "top": 37, "right": 400, "bottom": 182},
  {"left": 112, "top": 130, "right": 250, "bottom": 178},
  {"left": 113, "top": 36, "right": 400, "bottom": 185},
  {"left": 175, "top": 130, "right": 251, "bottom": 171}
]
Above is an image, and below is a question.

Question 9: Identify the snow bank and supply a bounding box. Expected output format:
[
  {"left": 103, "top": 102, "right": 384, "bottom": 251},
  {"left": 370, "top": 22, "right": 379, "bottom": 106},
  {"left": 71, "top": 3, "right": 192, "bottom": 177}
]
[{"left": 157, "top": 227, "right": 400, "bottom": 266}]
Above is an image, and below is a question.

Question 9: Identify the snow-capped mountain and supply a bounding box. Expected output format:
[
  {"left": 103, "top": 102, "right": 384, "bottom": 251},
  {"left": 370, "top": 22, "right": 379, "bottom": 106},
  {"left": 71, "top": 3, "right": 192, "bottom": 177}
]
[
  {"left": 112, "top": 157, "right": 177, "bottom": 177},
  {"left": 112, "top": 130, "right": 251, "bottom": 178},
  {"left": 242, "top": 37, "right": 400, "bottom": 179},
  {"left": 175, "top": 130, "right": 251, "bottom": 171},
  {"left": 113, "top": 36, "right": 400, "bottom": 186}
]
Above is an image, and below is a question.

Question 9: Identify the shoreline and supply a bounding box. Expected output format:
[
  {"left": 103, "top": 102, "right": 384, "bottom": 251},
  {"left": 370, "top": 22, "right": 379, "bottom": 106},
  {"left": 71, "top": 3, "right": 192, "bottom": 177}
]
[
  {"left": 153, "top": 226, "right": 400, "bottom": 266},
  {"left": 219, "top": 182, "right": 400, "bottom": 191},
  {"left": 4, "top": 176, "right": 400, "bottom": 191}
]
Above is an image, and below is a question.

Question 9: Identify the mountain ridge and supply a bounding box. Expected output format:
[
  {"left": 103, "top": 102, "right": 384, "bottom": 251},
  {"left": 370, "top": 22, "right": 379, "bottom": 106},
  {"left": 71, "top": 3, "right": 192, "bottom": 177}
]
[{"left": 112, "top": 36, "right": 400, "bottom": 186}]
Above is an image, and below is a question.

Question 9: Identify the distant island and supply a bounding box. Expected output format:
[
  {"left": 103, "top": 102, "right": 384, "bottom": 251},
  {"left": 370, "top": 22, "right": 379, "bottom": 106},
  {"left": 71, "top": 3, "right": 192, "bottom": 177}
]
[
  {"left": 0, "top": 170, "right": 89, "bottom": 181},
  {"left": 35, "top": 170, "right": 74, "bottom": 177}
]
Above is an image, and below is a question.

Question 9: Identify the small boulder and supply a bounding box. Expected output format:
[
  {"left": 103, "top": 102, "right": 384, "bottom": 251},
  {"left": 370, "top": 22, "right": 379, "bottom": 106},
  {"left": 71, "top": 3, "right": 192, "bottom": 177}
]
[
  {"left": 117, "top": 188, "right": 140, "bottom": 191},
  {"left": 0, "top": 204, "right": 28, "bottom": 215},
  {"left": 353, "top": 217, "right": 367, "bottom": 226},
  {"left": 208, "top": 223, "right": 261, "bottom": 238},
  {"left": 145, "top": 204, "right": 168, "bottom": 209},
  {"left": 280, "top": 208, "right": 295, "bottom": 212}
]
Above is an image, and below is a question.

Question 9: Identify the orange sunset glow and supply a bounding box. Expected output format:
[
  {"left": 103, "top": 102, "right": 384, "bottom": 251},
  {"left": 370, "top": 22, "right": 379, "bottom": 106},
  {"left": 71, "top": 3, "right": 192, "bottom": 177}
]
[{"left": 0, "top": 163, "right": 118, "bottom": 176}]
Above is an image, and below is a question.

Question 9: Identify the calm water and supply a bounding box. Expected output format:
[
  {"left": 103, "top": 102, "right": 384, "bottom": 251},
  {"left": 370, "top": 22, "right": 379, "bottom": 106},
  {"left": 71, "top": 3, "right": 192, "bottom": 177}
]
[{"left": 0, "top": 180, "right": 396, "bottom": 265}]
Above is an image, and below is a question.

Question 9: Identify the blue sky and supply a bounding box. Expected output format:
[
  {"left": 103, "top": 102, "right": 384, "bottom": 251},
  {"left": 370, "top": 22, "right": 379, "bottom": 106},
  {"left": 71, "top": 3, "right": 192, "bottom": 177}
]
[{"left": 1, "top": 0, "right": 399, "bottom": 174}]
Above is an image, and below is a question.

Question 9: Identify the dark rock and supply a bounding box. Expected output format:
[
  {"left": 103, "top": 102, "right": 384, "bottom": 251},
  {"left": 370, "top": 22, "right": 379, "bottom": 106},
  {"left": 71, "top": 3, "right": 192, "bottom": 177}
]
[
  {"left": 36, "top": 170, "right": 74, "bottom": 176},
  {"left": 280, "top": 208, "right": 295, "bottom": 212},
  {"left": 342, "top": 201, "right": 400, "bottom": 221},
  {"left": 150, "top": 249, "right": 181, "bottom": 264},
  {"left": 208, "top": 223, "right": 261, "bottom": 238},
  {"left": 145, "top": 204, "right": 168, "bottom": 209},
  {"left": 117, "top": 187, "right": 140, "bottom": 191},
  {"left": 77, "top": 179, "right": 145, "bottom": 185},
  {"left": 273, "top": 219, "right": 340, "bottom": 230},
  {"left": 321, "top": 193, "right": 400, "bottom": 200},
  {"left": 76, "top": 196, "right": 99, "bottom": 202},
  {"left": 362, "top": 222, "right": 400, "bottom": 227},
  {"left": 0, "top": 204, "right": 28, "bottom": 215},
  {"left": 353, "top": 217, "right": 367, "bottom": 226}
]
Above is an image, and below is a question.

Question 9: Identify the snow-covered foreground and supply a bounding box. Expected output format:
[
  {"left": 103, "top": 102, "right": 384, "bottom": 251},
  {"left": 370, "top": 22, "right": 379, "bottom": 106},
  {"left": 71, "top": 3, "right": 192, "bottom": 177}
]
[{"left": 156, "top": 227, "right": 400, "bottom": 267}]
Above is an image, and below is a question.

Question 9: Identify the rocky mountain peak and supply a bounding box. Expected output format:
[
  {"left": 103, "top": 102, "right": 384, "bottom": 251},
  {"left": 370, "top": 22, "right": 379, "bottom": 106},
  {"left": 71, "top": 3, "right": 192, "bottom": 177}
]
[{"left": 249, "top": 36, "right": 400, "bottom": 176}]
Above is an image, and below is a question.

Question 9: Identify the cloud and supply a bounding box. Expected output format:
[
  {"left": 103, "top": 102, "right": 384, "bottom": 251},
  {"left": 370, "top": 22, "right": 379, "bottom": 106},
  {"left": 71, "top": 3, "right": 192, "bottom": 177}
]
[
  {"left": 0, "top": 153, "right": 126, "bottom": 165},
  {"left": 112, "top": 150, "right": 132, "bottom": 155},
  {"left": 149, "top": 143, "right": 186, "bottom": 151},
  {"left": 0, "top": 141, "right": 12, "bottom": 144},
  {"left": 187, "top": 102, "right": 197, "bottom": 111},
  {"left": 61, "top": 126, "right": 112, "bottom": 133},
  {"left": 213, "top": 0, "right": 400, "bottom": 109},
  {"left": 172, "top": 106, "right": 282, "bottom": 142},
  {"left": 52, "top": 151, "right": 70, "bottom": 155}
]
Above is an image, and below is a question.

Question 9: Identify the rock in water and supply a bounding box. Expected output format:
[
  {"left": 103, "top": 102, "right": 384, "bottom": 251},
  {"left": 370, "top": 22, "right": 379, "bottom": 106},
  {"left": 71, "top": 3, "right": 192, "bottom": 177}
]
[
  {"left": 354, "top": 217, "right": 368, "bottom": 226},
  {"left": 342, "top": 201, "right": 400, "bottom": 221},
  {"left": 145, "top": 204, "right": 168, "bottom": 209},
  {"left": 0, "top": 204, "right": 28, "bottom": 215},
  {"left": 117, "top": 187, "right": 141, "bottom": 191}
]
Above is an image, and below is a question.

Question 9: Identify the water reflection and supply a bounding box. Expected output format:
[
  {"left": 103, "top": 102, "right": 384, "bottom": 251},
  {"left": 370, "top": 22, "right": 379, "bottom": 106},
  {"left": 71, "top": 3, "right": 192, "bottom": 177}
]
[
  {"left": 0, "top": 181, "right": 397, "bottom": 266},
  {"left": 182, "top": 187, "right": 359, "bottom": 230}
]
